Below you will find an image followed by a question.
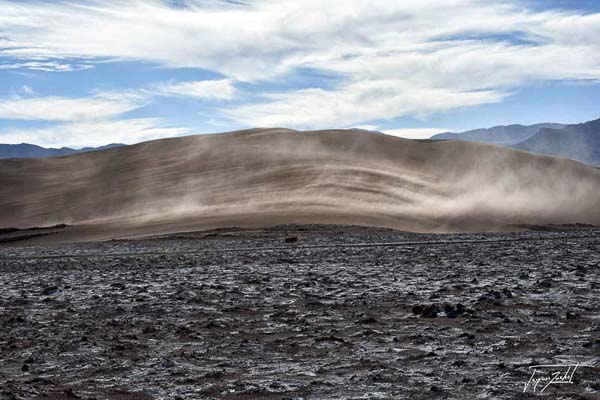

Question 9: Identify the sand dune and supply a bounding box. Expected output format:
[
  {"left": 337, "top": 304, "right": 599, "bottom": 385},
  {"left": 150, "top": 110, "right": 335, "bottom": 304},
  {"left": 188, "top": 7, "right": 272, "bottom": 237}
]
[{"left": 1, "top": 128, "right": 600, "bottom": 242}]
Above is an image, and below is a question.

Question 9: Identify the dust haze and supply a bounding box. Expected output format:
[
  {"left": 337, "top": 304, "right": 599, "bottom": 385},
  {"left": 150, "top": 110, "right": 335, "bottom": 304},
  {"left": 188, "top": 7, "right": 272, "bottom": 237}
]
[{"left": 1, "top": 128, "right": 599, "bottom": 242}]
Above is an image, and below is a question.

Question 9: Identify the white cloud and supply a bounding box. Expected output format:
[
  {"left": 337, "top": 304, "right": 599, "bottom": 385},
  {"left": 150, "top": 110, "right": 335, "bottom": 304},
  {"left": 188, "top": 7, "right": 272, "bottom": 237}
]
[
  {"left": 0, "top": 118, "right": 189, "bottom": 148},
  {"left": 351, "top": 125, "right": 379, "bottom": 132},
  {"left": 157, "top": 79, "right": 236, "bottom": 100},
  {"left": 226, "top": 82, "right": 505, "bottom": 129},
  {"left": 383, "top": 128, "right": 450, "bottom": 140},
  {"left": 0, "top": 61, "right": 94, "bottom": 72},
  {"left": 19, "top": 85, "right": 36, "bottom": 96},
  {"left": 0, "top": 91, "right": 187, "bottom": 147},
  {"left": 0, "top": 0, "right": 599, "bottom": 129},
  {"left": 0, "top": 92, "right": 146, "bottom": 122}
]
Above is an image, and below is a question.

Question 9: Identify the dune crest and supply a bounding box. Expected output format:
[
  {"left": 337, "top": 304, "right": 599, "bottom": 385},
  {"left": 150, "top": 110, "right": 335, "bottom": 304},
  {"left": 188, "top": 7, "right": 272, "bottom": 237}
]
[{"left": 1, "top": 128, "right": 600, "bottom": 241}]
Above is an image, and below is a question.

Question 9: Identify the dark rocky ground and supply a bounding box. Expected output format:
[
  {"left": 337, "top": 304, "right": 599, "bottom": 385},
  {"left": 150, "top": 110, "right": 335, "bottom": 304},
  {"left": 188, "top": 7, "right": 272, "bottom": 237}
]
[{"left": 0, "top": 225, "right": 599, "bottom": 399}]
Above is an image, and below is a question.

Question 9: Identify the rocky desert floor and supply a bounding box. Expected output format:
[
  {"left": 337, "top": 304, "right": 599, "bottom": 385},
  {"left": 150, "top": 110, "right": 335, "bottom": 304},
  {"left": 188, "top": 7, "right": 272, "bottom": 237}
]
[{"left": 0, "top": 225, "right": 599, "bottom": 400}]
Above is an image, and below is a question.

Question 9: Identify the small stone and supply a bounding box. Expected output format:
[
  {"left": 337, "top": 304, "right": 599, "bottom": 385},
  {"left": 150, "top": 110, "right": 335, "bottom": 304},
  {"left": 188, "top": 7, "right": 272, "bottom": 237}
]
[
  {"left": 357, "top": 316, "right": 377, "bottom": 324},
  {"left": 566, "top": 311, "right": 578, "bottom": 320},
  {"left": 63, "top": 388, "right": 80, "bottom": 398},
  {"left": 411, "top": 305, "right": 424, "bottom": 315},
  {"left": 582, "top": 338, "right": 600, "bottom": 349},
  {"left": 421, "top": 304, "right": 439, "bottom": 318},
  {"left": 42, "top": 286, "right": 59, "bottom": 296},
  {"left": 538, "top": 279, "right": 553, "bottom": 288}
]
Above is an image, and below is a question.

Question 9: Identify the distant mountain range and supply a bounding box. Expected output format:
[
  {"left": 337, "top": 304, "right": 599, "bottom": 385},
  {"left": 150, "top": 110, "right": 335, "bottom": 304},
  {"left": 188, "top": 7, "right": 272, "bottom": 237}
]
[
  {"left": 431, "top": 123, "right": 565, "bottom": 146},
  {"left": 3, "top": 117, "right": 599, "bottom": 166},
  {"left": 0, "top": 143, "right": 125, "bottom": 159},
  {"left": 431, "top": 118, "right": 600, "bottom": 165},
  {"left": 514, "top": 118, "right": 600, "bottom": 166}
]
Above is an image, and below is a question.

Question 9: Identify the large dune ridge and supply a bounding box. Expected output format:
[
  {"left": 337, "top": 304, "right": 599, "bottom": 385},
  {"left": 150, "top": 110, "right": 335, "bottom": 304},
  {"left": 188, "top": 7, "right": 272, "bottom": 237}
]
[{"left": 1, "top": 128, "right": 600, "bottom": 242}]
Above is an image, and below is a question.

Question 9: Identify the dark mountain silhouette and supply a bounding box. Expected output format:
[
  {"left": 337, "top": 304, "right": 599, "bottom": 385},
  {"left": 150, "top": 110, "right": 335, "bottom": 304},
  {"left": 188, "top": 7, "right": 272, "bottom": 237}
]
[
  {"left": 431, "top": 123, "right": 564, "bottom": 146},
  {"left": 0, "top": 143, "right": 125, "bottom": 159},
  {"left": 514, "top": 118, "right": 600, "bottom": 166}
]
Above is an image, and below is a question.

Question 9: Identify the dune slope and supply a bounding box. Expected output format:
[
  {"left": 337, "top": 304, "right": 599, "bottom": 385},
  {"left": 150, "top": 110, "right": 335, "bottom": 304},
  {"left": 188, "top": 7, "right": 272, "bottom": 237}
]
[{"left": 1, "top": 128, "right": 600, "bottom": 241}]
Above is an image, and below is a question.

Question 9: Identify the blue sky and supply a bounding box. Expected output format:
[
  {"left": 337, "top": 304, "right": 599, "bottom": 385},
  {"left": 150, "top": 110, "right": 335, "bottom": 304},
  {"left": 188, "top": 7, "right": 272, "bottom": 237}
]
[{"left": 0, "top": 0, "right": 599, "bottom": 147}]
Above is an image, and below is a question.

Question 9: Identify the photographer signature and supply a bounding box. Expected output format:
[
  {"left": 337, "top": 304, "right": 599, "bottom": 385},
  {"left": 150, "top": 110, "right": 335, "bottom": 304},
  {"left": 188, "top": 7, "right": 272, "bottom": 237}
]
[{"left": 523, "top": 363, "right": 587, "bottom": 393}]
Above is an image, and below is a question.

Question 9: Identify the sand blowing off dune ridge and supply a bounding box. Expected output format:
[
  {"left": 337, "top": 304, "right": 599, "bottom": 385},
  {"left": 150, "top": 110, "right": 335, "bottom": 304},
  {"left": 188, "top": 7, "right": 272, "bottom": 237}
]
[{"left": 1, "top": 128, "right": 600, "bottom": 242}]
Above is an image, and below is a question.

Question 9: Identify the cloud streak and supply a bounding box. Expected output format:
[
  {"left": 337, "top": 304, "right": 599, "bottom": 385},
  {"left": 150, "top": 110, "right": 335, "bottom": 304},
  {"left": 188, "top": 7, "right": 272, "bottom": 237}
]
[
  {"left": 0, "top": 93, "right": 145, "bottom": 122},
  {"left": 226, "top": 82, "right": 506, "bottom": 129},
  {"left": 0, "top": 90, "right": 186, "bottom": 147},
  {"left": 156, "top": 79, "right": 236, "bottom": 100},
  {"left": 0, "top": 0, "right": 599, "bottom": 130}
]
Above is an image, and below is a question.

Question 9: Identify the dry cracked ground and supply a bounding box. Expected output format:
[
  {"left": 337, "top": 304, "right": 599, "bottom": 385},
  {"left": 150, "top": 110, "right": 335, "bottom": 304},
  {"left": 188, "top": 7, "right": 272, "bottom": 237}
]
[{"left": 0, "top": 225, "right": 599, "bottom": 399}]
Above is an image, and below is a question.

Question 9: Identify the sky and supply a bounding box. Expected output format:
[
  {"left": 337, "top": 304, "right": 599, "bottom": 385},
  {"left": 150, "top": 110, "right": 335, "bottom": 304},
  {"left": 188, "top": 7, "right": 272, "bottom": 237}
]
[{"left": 0, "top": 0, "right": 599, "bottom": 148}]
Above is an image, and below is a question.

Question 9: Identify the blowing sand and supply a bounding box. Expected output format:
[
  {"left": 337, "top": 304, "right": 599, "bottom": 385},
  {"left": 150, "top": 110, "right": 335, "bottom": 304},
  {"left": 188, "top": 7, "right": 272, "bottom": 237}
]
[{"left": 1, "top": 128, "right": 600, "bottom": 243}]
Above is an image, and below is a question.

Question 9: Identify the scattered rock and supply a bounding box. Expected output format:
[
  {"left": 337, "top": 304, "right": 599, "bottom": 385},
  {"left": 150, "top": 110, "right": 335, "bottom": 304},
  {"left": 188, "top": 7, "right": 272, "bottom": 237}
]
[
  {"left": 582, "top": 338, "right": 600, "bottom": 349},
  {"left": 41, "top": 286, "right": 60, "bottom": 296},
  {"left": 411, "top": 305, "right": 423, "bottom": 315},
  {"left": 444, "top": 303, "right": 466, "bottom": 318},
  {"left": 566, "top": 311, "right": 579, "bottom": 320},
  {"left": 412, "top": 304, "right": 439, "bottom": 318},
  {"left": 357, "top": 316, "right": 377, "bottom": 324},
  {"left": 11, "top": 316, "right": 26, "bottom": 324},
  {"left": 0, "top": 225, "right": 597, "bottom": 399},
  {"left": 538, "top": 279, "right": 553, "bottom": 288},
  {"left": 63, "top": 388, "right": 80, "bottom": 398}
]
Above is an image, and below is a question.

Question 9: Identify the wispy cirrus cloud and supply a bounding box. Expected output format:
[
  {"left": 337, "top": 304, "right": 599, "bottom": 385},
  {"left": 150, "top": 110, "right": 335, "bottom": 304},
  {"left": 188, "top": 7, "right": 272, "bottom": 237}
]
[
  {"left": 0, "top": 61, "right": 94, "bottom": 72},
  {"left": 156, "top": 79, "right": 236, "bottom": 100},
  {"left": 226, "top": 83, "right": 506, "bottom": 129},
  {"left": 0, "top": 90, "right": 187, "bottom": 147},
  {"left": 0, "top": 93, "right": 146, "bottom": 122},
  {"left": 0, "top": 0, "right": 599, "bottom": 134}
]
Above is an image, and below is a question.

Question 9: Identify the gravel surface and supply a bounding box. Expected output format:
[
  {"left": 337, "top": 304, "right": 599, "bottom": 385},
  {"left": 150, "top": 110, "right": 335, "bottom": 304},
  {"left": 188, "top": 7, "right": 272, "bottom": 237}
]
[{"left": 1, "top": 225, "right": 599, "bottom": 399}]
